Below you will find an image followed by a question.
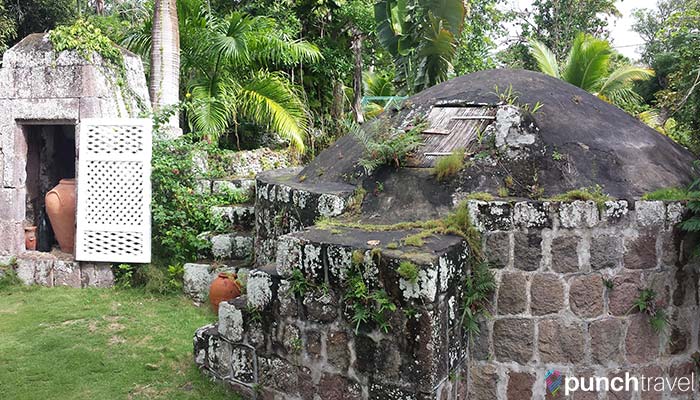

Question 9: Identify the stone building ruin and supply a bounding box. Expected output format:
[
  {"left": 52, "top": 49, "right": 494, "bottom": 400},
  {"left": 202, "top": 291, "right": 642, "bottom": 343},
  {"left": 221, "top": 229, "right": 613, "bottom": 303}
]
[
  {"left": 0, "top": 34, "right": 151, "bottom": 287},
  {"left": 194, "top": 70, "right": 700, "bottom": 399}
]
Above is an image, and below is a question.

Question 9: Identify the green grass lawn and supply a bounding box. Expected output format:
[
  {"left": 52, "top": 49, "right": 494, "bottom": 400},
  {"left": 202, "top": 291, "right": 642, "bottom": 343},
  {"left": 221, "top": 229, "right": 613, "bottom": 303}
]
[{"left": 0, "top": 284, "right": 238, "bottom": 400}]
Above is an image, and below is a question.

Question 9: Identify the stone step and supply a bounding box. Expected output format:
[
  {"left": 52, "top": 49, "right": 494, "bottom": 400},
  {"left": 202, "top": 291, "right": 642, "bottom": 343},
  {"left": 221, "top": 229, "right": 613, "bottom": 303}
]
[
  {"left": 211, "top": 204, "right": 255, "bottom": 231},
  {"left": 210, "top": 232, "right": 254, "bottom": 261},
  {"left": 194, "top": 178, "right": 256, "bottom": 197},
  {"left": 183, "top": 260, "right": 252, "bottom": 304}
]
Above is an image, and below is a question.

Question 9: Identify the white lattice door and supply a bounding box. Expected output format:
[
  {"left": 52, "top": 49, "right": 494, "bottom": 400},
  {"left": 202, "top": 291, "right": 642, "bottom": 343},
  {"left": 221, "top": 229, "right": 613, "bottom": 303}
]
[{"left": 75, "top": 118, "right": 152, "bottom": 263}]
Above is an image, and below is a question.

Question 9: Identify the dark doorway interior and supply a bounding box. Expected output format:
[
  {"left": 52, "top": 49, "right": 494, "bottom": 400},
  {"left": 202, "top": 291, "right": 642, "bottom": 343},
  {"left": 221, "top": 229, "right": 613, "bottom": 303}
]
[{"left": 24, "top": 125, "right": 76, "bottom": 252}]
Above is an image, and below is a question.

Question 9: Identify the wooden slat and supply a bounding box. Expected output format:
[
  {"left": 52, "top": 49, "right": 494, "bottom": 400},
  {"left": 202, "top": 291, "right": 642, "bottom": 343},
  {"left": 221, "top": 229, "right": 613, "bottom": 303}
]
[
  {"left": 451, "top": 115, "right": 495, "bottom": 121},
  {"left": 421, "top": 129, "right": 451, "bottom": 135},
  {"left": 407, "top": 106, "right": 497, "bottom": 168}
]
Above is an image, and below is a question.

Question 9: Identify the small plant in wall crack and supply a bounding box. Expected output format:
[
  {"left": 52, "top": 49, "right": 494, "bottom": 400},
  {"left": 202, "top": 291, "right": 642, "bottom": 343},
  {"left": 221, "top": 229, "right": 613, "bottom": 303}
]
[
  {"left": 288, "top": 268, "right": 312, "bottom": 297},
  {"left": 630, "top": 287, "right": 668, "bottom": 333},
  {"left": 344, "top": 262, "right": 397, "bottom": 334},
  {"left": 461, "top": 261, "right": 496, "bottom": 338}
]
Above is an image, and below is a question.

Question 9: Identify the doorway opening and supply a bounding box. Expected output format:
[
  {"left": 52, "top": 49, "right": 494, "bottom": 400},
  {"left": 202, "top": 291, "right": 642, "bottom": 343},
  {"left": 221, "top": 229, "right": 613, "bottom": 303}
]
[{"left": 24, "top": 124, "right": 76, "bottom": 253}]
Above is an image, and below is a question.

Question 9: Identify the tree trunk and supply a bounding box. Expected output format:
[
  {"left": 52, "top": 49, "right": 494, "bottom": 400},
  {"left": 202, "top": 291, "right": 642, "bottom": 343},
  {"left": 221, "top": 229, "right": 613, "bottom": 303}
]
[
  {"left": 350, "top": 29, "right": 364, "bottom": 124},
  {"left": 330, "top": 80, "right": 345, "bottom": 120},
  {"left": 94, "top": 0, "right": 105, "bottom": 15},
  {"left": 150, "top": 0, "right": 181, "bottom": 137}
]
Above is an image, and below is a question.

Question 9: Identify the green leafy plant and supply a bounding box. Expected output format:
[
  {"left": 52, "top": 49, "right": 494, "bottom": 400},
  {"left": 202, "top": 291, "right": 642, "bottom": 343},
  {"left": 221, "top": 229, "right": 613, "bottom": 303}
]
[
  {"left": 433, "top": 149, "right": 465, "bottom": 182},
  {"left": 349, "top": 120, "right": 426, "bottom": 174},
  {"left": 630, "top": 287, "right": 668, "bottom": 333},
  {"left": 552, "top": 150, "right": 565, "bottom": 161},
  {"left": 288, "top": 268, "right": 312, "bottom": 297},
  {"left": 49, "top": 19, "right": 144, "bottom": 114},
  {"left": 344, "top": 257, "right": 397, "bottom": 334},
  {"left": 643, "top": 187, "right": 700, "bottom": 201},
  {"left": 602, "top": 278, "right": 615, "bottom": 290},
  {"left": 113, "top": 264, "right": 135, "bottom": 289},
  {"left": 397, "top": 261, "right": 419, "bottom": 283},
  {"left": 151, "top": 135, "right": 250, "bottom": 266},
  {"left": 461, "top": 261, "right": 496, "bottom": 338},
  {"left": 0, "top": 259, "right": 21, "bottom": 289}
]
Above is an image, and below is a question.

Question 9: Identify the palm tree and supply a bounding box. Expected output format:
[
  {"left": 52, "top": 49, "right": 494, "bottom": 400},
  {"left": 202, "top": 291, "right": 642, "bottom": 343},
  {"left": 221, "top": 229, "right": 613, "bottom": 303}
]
[
  {"left": 181, "top": 7, "right": 320, "bottom": 151},
  {"left": 529, "top": 33, "right": 654, "bottom": 107},
  {"left": 123, "top": 0, "right": 320, "bottom": 151},
  {"left": 150, "top": 0, "right": 181, "bottom": 137}
]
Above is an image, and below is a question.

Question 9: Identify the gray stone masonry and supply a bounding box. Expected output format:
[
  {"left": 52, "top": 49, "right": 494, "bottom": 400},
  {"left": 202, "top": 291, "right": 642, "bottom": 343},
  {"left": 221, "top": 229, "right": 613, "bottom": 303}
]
[{"left": 195, "top": 199, "right": 700, "bottom": 400}]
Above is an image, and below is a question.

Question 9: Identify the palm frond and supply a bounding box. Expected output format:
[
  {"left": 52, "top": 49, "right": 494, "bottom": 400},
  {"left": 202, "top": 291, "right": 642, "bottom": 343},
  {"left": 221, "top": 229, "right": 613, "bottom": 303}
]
[
  {"left": 237, "top": 72, "right": 308, "bottom": 152},
  {"left": 528, "top": 38, "right": 560, "bottom": 78},
  {"left": 598, "top": 65, "right": 654, "bottom": 97},
  {"left": 250, "top": 35, "right": 321, "bottom": 66},
  {"left": 562, "top": 33, "right": 612, "bottom": 92},
  {"left": 211, "top": 12, "right": 253, "bottom": 65},
  {"left": 186, "top": 76, "right": 235, "bottom": 140},
  {"left": 363, "top": 71, "right": 396, "bottom": 97}
]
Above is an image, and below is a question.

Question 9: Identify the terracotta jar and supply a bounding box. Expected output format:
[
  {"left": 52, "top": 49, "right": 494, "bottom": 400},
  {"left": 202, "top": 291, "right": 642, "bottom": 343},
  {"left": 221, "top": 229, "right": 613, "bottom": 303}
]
[
  {"left": 24, "top": 226, "right": 37, "bottom": 251},
  {"left": 209, "top": 273, "right": 242, "bottom": 313},
  {"left": 45, "top": 179, "right": 77, "bottom": 254}
]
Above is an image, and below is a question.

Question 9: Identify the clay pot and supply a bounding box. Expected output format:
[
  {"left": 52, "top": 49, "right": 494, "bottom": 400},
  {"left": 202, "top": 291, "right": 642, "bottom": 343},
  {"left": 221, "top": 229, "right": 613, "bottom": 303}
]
[
  {"left": 45, "top": 179, "right": 77, "bottom": 254},
  {"left": 209, "top": 273, "right": 242, "bottom": 313},
  {"left": 24, "top": 226, "right": 37, "bottom": 251}
]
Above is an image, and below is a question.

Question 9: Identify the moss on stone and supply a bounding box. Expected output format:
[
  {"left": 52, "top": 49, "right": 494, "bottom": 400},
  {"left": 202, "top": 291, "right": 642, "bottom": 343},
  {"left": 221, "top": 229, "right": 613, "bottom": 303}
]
[
  {"left": 465, "top": 192, "right": 495, "bottom": 202},
  {"left": 548, "top": 185, "right": 612, "bottom": 210},
  {"left": 642, "top": 187, "right": 698, "bottom": 201},
  {"left": 397, "top": 261, "right": 419, "bottom": 283}
]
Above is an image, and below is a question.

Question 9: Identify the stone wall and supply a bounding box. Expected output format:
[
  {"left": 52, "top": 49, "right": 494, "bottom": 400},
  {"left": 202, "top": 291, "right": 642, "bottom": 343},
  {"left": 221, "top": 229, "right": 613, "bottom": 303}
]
[
  {"left": 194, "top": 198, "right": 700, "bottom": 400},
  {"left": 254, "top": 168, "right": 355, "bottom": 266},
  {"left": 468, "top": 199, "right": 699, "bottom": 400},
  {"left": 0, "top": 33, "right": 148, "bottom": 265}
]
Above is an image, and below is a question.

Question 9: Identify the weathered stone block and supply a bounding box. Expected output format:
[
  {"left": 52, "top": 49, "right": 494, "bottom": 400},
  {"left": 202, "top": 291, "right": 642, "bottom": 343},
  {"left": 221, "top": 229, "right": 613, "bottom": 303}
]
[
  {"left": 16, "top": 257, "right": 53, "bottom": 286},
  {"left": 514, "top": 201, "right": 552, "bottom": 229},
  {"left": 538, "top": 319, "right": 585, "bottom": 363},
  {"left": 507, "top": 371, "right": 534, "bottom": 400},
  {"left": 493, "top": 318, "right": 534, "bottom": 363},
  {"left": 470, "top": 201, "right": 514, "bottom": 231},
  {"left": 608, "top": 272, "right": 642, "bottom": 316},
  {"left": 303, "top": 289, "right": 339, "bottom": 322},
  {"left": 183, "top": 263, "right": 212, "bottom": 303},
  {"left": 625, "top": 314, "right": 660, "bottom": 363},
  {"left": 636, "top": 201, "right": 666, "bottom": 227},
  {"left": 551, "top": 235, "right": 581, "bottom": 273},
  {"left": 80, "top": 263, "right": 114, "bottom": 288},
  {"left": 602, "top": 200, "right": 629, "bottom": 223},
  {"left": 497, "top": 272, "right": 528, "bottom": 315},
  {"left": 318, "top": 374, "right": 363, "bottom": 400},
  {"left": 218, "top": 301, "right": 244, "bottom": 342},
  {"left": 569, "top": 274, "right": 604, "bottom": 317},
  {"left": 484, "top": 231, "right": 510, "bottom": 268},
  {"left": 247, "top": 270, "right": 273, "bottom": 310},
  {"left": 590, "top": 233, "right": 623, "bottom": 270},
  {"left": 623, "top": 230, "right": 657, "bottom": 269},
  {"left": 53, "top": 260, "right": 80, "bottom": 287},
  {"left": 513, "top": 232, "right": 542, "bottom": 271},
  {"left": 327, "top": 331, "right": 350, "bottom": 371},
  {"left": 559, "top": 200, "right": 598, "bottom": 228},
  {"left": 468, "top": 363, "right": 499, "bottom": 400},
  {"left": 530, "top": 273, "right": 564, "bottom": 315},
  {"left": 589, "top": 317, "right": 624, "bottom": 365}
]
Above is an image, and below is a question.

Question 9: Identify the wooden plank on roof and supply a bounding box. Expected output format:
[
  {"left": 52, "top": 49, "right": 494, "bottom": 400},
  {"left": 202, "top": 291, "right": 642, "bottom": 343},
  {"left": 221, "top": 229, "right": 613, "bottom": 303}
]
[
  {"left": 451, "top": 115, "right": 496, "bottom": 120},
  {"left": 421, "top": 129, "right": 451, "bottom": 135}
]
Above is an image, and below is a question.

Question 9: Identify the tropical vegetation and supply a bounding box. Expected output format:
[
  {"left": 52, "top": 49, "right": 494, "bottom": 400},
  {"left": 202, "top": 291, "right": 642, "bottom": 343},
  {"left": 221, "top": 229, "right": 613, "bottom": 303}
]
[{"left": 529, "top": 32, "right": 654, "bottom": 108}]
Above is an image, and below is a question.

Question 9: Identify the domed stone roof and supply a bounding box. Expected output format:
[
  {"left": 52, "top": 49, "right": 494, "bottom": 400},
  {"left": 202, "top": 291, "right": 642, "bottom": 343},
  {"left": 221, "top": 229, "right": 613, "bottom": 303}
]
[{"left": 295, "top": 69, "right": 696, "bottom": 223}]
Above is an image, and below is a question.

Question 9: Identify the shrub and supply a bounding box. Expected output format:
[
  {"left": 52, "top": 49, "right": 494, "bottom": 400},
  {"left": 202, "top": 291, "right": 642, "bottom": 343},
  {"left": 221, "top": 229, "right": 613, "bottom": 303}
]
[
  {"left": 433, "top": 149, "right": 465, "bottom": 181},
  {"left": 151, "top": 135, "right": 250, "bottom": 266}
]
